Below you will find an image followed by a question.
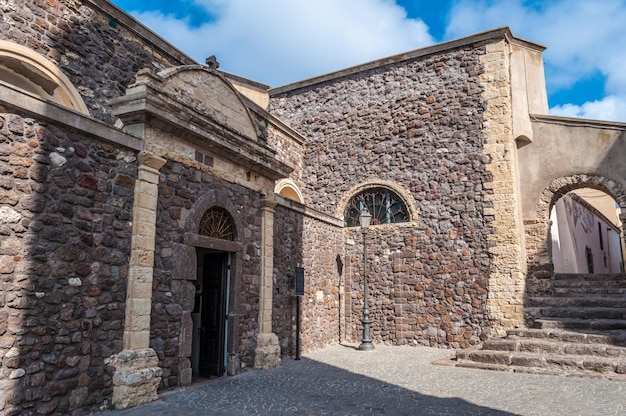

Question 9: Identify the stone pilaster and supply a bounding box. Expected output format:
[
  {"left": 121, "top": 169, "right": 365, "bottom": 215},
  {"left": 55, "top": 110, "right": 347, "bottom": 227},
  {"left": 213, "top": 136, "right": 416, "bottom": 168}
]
[
  {"left": 254, "top": 199, "right": 281, "bottom": 369},
  {"left": 480, "top": 40, "right": 526, "bottom": 334},
  {"left": 110, "top": 152, "right": 166, "bottom": 409}
]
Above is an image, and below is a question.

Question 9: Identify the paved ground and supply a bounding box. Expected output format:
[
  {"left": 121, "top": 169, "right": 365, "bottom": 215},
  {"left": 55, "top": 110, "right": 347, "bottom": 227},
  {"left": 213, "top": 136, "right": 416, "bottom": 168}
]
[{"left": 100, "top": 344, "right": 625, "bottom": 415}]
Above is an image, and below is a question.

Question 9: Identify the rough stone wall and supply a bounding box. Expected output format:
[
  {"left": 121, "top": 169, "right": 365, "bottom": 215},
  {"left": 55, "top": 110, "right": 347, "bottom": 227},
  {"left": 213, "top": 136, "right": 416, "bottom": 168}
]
[
  {"left": 271, "top": 45, "right": 494, "bottom": 348},
  {"left": 265, "top": 125, "right": 305, "bottom": 189},
  {"left": 151, "top": 159, "right": 263, "bottom": 387},
  {"left": 272, "top": 204, "right": 303, "bottom": 357},
  {"left": 272, "top": 205, "right": 342, "bottom": 356},
  {"left": 0, "top": 0, "right": 181, "bottom": 123},
  {"left": 0, "top": 112, "right": 137, "bottom": 414},
  {"left": 299, "top": 216, "right": 343, "bottom": 351},
  {"left": 524, "top": 218, "right": 552, "bottom": 296}
]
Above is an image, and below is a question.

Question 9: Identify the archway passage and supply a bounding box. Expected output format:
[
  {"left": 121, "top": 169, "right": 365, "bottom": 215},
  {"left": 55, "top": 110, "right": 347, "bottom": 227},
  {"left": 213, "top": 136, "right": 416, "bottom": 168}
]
[
  {"left": 550, "top": 188, "right": 624, "bottom": 274},
  {"left": 524, "top": 174, "right": 626, "bottom": 298}
]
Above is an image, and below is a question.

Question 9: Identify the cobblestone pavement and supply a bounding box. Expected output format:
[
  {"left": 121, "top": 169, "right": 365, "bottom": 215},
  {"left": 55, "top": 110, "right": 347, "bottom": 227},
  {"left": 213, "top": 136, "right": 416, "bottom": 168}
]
[{"left": 100, "top": 344, "right": 625, "bottom": 415}]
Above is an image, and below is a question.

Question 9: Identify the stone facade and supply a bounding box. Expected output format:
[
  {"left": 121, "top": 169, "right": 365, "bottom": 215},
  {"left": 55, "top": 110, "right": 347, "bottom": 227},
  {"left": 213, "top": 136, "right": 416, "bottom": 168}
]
[
  {"left": 298, "top": 214, "right": 344, "bottom": 350},
  {"left": 0, "top": 113, "right": 137, "bottom": 414},
  {"left": 1, "top": 1, "right": 626, "bottom": 415},
  {"left": 478, "top": 40, "right": 526, "bottom": 334},
  {"left": 270, "top": 44, "right": 494, "bottom": 347}
]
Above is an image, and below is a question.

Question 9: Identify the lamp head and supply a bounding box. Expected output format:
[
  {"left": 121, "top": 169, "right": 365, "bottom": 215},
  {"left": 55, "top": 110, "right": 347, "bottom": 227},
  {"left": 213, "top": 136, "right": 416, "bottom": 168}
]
[{"left": 359, "top": 207, "right": 372, "bottom": 230}]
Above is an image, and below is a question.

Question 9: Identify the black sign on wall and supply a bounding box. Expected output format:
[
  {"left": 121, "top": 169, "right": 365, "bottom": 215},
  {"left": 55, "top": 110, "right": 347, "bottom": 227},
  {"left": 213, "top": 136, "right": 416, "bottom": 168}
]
[{"left": 295, "top": 267, "right": 305, "bottom": 296}]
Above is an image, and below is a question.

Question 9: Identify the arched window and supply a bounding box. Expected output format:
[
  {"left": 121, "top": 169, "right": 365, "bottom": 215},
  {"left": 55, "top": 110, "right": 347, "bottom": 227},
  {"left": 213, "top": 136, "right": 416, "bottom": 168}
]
[
  {"left": 344, "top": 187, "right": 410, "bottom": 227},
  {"left": 199, "top": 207, "right": 235, "bottom": 240},
  {"left": 275, "top": 178, "right": 304, "bottom": 203},
  {"left": 0, "top": 40, "right": 88, "bottom": 113}
]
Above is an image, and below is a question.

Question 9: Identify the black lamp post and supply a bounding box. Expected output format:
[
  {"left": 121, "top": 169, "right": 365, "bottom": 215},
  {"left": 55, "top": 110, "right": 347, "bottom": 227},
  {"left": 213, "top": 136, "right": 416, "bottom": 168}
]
[{"left": 359, "top": 207, "right": 374, "bottom": 351}]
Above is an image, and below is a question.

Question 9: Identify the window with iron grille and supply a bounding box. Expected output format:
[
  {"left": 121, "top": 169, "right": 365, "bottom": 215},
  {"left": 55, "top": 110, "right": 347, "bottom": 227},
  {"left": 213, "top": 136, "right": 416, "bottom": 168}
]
[
  {"left": 344, "top": 187, "right": 410, "bottom": 227},
  {"left": 199, "top": 207, "right": 235, "bottom": 240}
]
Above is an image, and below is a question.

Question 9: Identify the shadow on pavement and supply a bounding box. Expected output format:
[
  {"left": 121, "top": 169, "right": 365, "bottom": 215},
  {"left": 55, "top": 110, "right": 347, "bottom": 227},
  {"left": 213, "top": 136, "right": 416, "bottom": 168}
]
[{"left": 99, "top": 356, "right": 518, "bottom": 416}]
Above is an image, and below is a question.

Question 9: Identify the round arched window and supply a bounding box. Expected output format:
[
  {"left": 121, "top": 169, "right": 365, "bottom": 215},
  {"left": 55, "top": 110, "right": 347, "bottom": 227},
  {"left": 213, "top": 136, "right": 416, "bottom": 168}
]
[
  {"left": 344, "top": 187, "right": 410, "bottom": 227},
  {"left": 199, "top": 207, "right": 235, "bottom": 240}
]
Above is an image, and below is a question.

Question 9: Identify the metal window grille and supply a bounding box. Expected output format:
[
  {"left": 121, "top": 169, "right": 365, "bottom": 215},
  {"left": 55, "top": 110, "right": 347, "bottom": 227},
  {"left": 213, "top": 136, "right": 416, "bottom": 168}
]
[
  {"left": 199, "top": 207, "right": 235, "bottom": 240},
  {"left": 344, "top": 187, "right": 409, "bottom": 227}
]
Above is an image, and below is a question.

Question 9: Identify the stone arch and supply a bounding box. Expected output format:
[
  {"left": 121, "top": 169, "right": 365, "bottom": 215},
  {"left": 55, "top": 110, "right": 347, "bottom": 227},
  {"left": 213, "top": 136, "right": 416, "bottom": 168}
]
[
  {"left": 274, "top": 178, "right": 304, "bottom": 204},
  {"left": 0, "top": 40, "right": 88, "bottom": 114},
  {"left": 536, "top": 174, "right": 626, "bottom": 226},
  {"left": 338, "top": 179, "right": 418, "bottom": 225},
  {"left": 525, "top": 174, "right": 626, "bottom": 294},
  {"left": 184, "top": 189, "right": 244, "bottom": 239}
]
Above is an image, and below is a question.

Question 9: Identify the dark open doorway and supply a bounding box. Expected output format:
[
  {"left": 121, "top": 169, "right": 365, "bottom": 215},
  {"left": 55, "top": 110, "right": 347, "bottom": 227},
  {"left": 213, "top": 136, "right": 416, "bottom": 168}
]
[{"left": 191, "top": 250, "right": 230, "bottom": 379}]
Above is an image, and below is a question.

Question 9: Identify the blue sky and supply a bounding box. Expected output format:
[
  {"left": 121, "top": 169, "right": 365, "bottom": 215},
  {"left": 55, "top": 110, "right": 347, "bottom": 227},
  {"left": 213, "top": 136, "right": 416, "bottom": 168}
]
[{"left": 110, "top": 0, "right": 626, "bottom": 122}]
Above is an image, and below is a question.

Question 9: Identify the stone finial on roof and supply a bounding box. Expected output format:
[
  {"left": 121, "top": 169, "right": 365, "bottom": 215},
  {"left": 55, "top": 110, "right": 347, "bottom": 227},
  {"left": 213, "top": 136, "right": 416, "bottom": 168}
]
[{"left": 205, "top": 55, "right": 220, "bottom": 69}]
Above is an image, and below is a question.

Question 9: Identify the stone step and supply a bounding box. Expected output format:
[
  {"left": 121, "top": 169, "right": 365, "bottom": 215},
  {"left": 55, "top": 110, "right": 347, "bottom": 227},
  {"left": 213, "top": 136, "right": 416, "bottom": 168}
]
[
  {"left": 553, "top": 273, "right": 626, "bottom": 282},
  {"left": 454, "top": 274, "right": 626, "bottom": 380},
  {"left": 456, "top": 350, "right": 626, "bottom": 377},
  {"left": 538, "top": 307, "right": 626, "bottom": 320},
  {"left": 454, "top": 358, "right": 626, "bottom": 381},
  {"left": 506, "top": 328, "right": 626, "bottom": 346},
  {"left": 534, "top": 318, "right": 626, "bottom": 331},
  {"left": 528, "top": 296, "right": 626, "bottom": 308},
  {"left": 481, "top": 338, "right": 626, "bottom": 357},
  {"left": 553, "top": 273, "right": 626, "bottom": 280},
  {"left": 552, "top": 275, "right": 626, "bottom": 288},
  {"left": 553, "top": 287, "right": 626, "bottom": 296}
]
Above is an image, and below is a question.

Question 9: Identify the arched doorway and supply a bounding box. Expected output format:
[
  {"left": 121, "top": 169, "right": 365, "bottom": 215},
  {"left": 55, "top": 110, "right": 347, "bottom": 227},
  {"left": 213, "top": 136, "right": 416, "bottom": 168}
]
[{"left": 191, "top": 207, "right": 237, "bottom": 379}]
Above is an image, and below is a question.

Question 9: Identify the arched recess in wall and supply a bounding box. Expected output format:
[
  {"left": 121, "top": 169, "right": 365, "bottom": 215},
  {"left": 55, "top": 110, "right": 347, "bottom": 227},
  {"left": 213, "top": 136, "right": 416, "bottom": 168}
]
[
  {"left": 339, "top": 180, "right": 418, "bottom": 227},
  {"left": 274, "top": 178, "right": 304, "bottom": 204},
  {"left": 184, "top": 190, "right": 244, "bottom": 241},
  {"left": 0, "top": 40, "right": 89, "bottom": 114},
  {"left": 536, "top": 175, "right": 626, "bottom": 272}
]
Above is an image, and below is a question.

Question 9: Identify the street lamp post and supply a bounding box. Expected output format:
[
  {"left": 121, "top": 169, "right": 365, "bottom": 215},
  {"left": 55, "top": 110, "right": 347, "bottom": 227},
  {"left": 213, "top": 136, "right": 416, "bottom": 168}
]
[{"left": 359, "top": 207, "right": 374, "bottom": 351}]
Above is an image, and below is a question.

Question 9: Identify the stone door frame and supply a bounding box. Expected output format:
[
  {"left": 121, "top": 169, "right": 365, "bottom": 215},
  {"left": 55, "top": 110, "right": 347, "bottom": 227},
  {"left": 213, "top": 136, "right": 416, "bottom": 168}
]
[{"left": 172, "top": 190, "right": 245, "bottom": 385}]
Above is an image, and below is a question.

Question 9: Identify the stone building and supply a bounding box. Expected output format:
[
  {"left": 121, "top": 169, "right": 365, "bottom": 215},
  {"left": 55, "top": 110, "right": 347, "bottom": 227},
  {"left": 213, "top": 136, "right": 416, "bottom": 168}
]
[{"left": 0, "top": 0, "right": 624, "bottom": 414}]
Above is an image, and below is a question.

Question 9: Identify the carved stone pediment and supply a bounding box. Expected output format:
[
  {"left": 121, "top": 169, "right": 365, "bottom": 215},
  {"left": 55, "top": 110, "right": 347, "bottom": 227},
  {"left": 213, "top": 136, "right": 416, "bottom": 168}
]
[
  {"left": 155, "top": 65, "right": 260, "bottom": 140},
  {"left": 111, "top": 65, "right": 292, "bottom": 180}
]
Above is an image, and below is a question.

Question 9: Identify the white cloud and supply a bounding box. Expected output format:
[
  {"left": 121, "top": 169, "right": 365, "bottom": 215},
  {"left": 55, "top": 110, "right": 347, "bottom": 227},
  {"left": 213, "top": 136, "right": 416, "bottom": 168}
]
[
  {"left": 131, "top": 0, "right": 434, "bottom": 86},
  {"left": 445, "top": 0, "right": 626, "bottom": 122},
  {"left": 126, "top": 0, "right": 626, "bottom": 122},
  {"left": 550, "top": 96, "right": 626, "bottom": 121}
]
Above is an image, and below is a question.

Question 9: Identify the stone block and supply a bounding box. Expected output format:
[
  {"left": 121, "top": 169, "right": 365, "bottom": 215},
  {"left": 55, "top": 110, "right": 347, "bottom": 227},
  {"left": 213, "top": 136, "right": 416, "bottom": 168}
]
[
  {"left": 123, "top": 331, "right": 150, "bottom": 351},
  {"left": 69, "top": 387, "right": 89, "bottom": 410},
  {"left": 254, "top": 332, "right": 281, "bottom": 369},
  {"left": 137, "top": 167, "right": 161, "bottom": 185},
  {"left": 171, "top": 243, "right": 196, "bottom": 280},
  {"left": 128, "top": 298, "right": 152, "bottom": 316}
]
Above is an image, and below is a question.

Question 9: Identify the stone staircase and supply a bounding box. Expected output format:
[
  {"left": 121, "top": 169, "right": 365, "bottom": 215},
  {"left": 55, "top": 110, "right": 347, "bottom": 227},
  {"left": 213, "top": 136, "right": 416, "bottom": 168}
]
[{"left": 454, "top": 273, "right": 626, "bottom": 380}]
